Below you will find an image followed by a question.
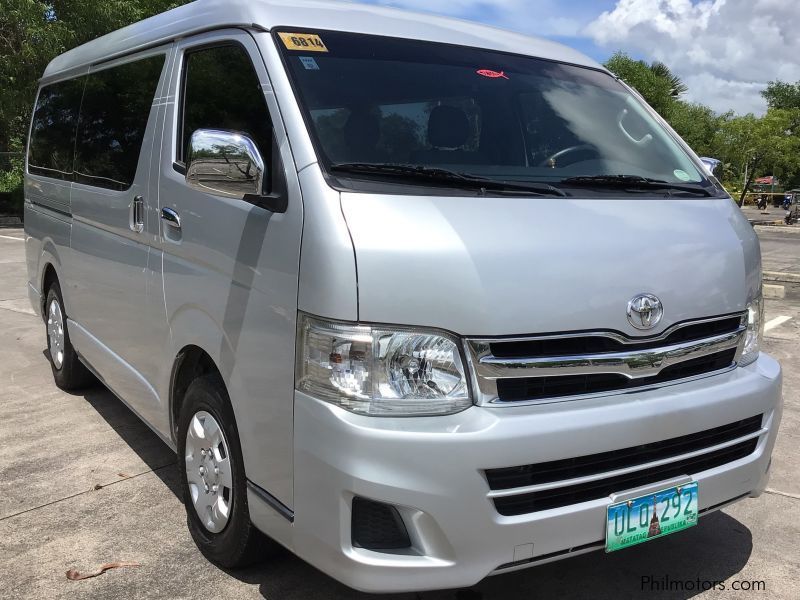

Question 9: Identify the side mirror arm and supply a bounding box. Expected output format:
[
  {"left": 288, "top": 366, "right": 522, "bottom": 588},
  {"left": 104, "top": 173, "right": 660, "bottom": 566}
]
[
  {"left": 243, "top": 138, "right": 288, "bottom": 213},
  {"left": 243, "top": 192, "right": 287, "bottom": 213}
]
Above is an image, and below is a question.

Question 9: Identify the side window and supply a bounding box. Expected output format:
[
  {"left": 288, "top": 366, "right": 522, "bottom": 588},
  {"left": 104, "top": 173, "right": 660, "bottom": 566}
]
[
  {"left": 180, "top": 44, "right": 274, "bottom": 188},
  {"left": 74, "top": 55, "right": 165, "bottom": 190},
  {"left": 28, "top": 78, "right": 85, "bottom": 180}
]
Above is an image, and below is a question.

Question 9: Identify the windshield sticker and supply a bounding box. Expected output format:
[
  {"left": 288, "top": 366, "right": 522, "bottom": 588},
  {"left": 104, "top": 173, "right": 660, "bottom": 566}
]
[
  {"left": 477, "top": 69, "right": 509, "bottom": 80},
  {"left": 279, "top": 32, "right": 328, "bottom": 53},
  {"left": 674, "top": 169, "right": 692, "bottom": 181},
  {"left": 299, "top": 56, "right": 320, "bottom": 70}
]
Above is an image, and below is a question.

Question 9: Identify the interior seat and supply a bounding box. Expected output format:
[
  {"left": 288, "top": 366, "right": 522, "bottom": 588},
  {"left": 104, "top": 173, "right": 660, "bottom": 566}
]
[{"left": 412, "top": 105, "right": 486, "bottom": 165}]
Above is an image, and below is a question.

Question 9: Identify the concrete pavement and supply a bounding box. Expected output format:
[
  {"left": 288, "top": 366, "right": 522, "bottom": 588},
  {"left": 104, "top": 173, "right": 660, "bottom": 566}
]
[
  {"left": 739, "top": 204, "right": 793, "bottom": 226},
  {"left": 755, "top": 226, "right": 800, "bottom": 280},
  {"left": 1, "top": 226, "right": 798, "bottom": 599}
]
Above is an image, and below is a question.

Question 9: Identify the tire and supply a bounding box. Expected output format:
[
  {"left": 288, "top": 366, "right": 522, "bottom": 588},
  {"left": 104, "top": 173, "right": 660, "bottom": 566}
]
[
  {"left": 45, "top": 282, "right": 94, "bottom": 391},
  {"left": 177, "top": 374, "right": 272, "bottom": 568}
]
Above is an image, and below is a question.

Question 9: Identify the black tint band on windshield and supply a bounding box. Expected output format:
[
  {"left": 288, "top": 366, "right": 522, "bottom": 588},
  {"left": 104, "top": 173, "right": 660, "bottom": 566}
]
[{"left": 273, "top": 28, "right": 717, "bottom": 196}]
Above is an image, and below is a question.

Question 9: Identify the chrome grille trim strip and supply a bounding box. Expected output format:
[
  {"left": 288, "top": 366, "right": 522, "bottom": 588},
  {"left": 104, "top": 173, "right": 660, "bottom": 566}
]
[
  {"left": 482, "top": 365, "right": 738, "bottom": 407},
  {"left": 465, "top": 313, "right": 748, "bottom": 406},
  {"left": 472, "top": 328, "right": 745, "bottom": 381},
  {"left": 485, "top": 427, "right": 766, "bottom": 498}
]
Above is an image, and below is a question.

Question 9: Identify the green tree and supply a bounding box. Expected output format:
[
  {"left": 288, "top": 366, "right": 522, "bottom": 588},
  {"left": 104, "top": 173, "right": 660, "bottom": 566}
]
[
  {"left": 668, "top": 102, "right": 723, "bottom": 157},
  {"left": 604, "top": 51, "right": 687, "bottom": 118},
  {"left": 0, "top": 1, "right": 67, "bottom": 155},
  {"left": 648, "top": 61, "right": 689, "bottom": 98},
  {"left": 0, "top": 0, "right": 185, "bottom": 212},
  {"left": 715, "top": 110, "right": 800, "bottom": 204},
  {"left": 604, "top": 57, "right": 800, "bottom": 198},
  {"left": 762, "top": 80, "right": 800, "bottom": 111},
  {"left": 760, "top": 81, "right": 800, "bottom": 188}
]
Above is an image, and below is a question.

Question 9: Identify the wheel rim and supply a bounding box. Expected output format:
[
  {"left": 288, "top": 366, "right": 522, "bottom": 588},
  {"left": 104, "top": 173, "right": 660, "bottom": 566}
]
[
  {"left": 184, "top": 410, "right": 233, "bottom": 533},
  {"left": 47, "top": 298, "right": 65, "bottom": 370}
]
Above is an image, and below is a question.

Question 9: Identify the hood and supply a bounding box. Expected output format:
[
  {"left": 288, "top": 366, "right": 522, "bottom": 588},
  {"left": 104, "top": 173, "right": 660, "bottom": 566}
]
[{"left": 340, "top": 193, "right": 760, "bottom": 337}]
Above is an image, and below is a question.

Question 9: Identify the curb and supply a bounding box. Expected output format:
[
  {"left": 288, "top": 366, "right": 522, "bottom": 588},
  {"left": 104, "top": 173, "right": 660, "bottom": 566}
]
[
  {"left": 0, "top": 216, "right": 23, "bottom": 226},
  {"left": 763, "top": 271, "right": 800, "bottom": 284},
  {"left": 764, "top": 284, "right": 786, "bottom": 300},
  {"left": 750, "top": 220, "right": 791, "bottom": 227},
  {"left": 754, "top": 225, "right": 800, "bottom": 235}
]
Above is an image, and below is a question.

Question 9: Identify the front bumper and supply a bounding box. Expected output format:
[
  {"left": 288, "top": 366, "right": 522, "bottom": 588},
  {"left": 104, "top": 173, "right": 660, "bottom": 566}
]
[{"left": 252, "top": 353, "right": 782, "bottom": 593}]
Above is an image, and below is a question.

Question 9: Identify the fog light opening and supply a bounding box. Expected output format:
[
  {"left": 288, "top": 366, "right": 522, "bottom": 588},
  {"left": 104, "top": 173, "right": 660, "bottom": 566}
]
[{"left": 351, "top": 497, "right": 412, "bottom": 551}]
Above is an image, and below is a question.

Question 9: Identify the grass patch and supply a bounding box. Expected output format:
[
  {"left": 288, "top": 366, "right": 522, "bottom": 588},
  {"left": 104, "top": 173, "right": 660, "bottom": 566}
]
[{"left": 0, "top": 155, "right": 24, "bottom": 217}]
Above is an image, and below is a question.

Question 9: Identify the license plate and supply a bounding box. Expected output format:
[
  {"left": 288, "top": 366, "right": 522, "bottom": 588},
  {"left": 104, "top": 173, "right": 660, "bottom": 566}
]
[{"left": 606, "top": 481, "right": 698, "bottom": 552}]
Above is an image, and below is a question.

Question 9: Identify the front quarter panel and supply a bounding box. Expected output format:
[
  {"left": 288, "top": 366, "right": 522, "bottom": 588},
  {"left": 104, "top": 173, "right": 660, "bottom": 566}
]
[{"left": 296, "top": 166, "right": 358, "bottom": 321}]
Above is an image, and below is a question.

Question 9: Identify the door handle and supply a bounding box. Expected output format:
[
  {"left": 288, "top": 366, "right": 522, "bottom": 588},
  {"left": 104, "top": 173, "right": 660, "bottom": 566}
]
[
  {"left": 130, "top": 195, "right": 144, "bottom": 233},
  {"left": 161, "top": 207, "right": 181, "bottom": 230}
]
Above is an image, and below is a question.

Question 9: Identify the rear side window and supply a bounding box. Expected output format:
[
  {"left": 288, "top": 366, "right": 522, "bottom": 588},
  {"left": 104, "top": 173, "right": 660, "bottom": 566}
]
[
  {"left": 74, "top": 55, "right": 165, "bottom": 190},
  {"left": 28, "top": 78, "right": 85, "bottom": 180},
  {"left": 180, "top": 45, "right": 273, "bottom": 167}
]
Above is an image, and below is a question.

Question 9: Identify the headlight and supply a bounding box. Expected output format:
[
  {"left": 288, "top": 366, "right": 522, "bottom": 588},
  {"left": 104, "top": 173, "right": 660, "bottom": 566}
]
[
  {"left": 739, "top": 293, "right": 764, "bottom": 367},
  {"left": 296, "top": 314, "right": 471, "bottom": 416}
]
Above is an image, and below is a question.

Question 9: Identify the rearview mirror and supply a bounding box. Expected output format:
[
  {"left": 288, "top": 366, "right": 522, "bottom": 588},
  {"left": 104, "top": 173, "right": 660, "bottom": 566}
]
[{"left": 185, "top": 129, "right": 266, "bottom": 199}]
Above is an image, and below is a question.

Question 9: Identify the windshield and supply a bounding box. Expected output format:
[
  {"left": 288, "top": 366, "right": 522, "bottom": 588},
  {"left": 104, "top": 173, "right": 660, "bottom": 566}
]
[{"left": 276, "top": 30, "right": 719, "bottom": 196}]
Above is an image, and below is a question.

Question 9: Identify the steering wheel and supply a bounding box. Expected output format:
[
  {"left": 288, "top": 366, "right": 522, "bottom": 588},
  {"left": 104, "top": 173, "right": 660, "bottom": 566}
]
[{"left": 538, "top": 144, "right": 599, "bottom": 168}]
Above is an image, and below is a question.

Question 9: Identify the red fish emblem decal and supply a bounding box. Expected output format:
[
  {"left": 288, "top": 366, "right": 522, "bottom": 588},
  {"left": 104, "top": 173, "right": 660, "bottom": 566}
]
[{"left": 476, "top": 69, "right": 509, "bottom": 80}]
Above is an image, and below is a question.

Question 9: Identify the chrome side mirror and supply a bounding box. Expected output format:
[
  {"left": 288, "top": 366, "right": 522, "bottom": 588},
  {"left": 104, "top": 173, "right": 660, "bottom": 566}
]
[{"left": 185, "top": 129, "right": 266, "bottom": 199}]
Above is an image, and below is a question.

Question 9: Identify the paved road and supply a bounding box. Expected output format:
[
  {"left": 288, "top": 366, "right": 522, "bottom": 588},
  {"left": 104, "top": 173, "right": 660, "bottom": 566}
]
[
  {"left": 739, "top": 204, "right": 794, "bottom": 226},
  {"left": 756, "top": 226, "right": 800, "bottom": 277},
  {"left": 1, "top": 226, "right": 798, "bottom": 599}
]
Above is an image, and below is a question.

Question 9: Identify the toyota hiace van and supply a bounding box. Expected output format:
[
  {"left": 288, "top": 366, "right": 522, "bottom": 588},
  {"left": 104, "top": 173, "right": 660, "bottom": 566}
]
[{"left": 24, "top": 0, "right": 782, "bottom": 592}]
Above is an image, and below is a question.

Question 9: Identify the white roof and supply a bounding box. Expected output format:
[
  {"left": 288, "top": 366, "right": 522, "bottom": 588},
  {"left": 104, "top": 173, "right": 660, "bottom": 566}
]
[{"left": 43, "top": 0, "right": 603, "bottom": 79}]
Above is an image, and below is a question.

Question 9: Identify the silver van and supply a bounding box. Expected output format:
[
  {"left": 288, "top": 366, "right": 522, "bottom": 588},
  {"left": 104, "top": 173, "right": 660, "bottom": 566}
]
[{"left": 24, "top": 0, "right": 782, "bottom": 593}]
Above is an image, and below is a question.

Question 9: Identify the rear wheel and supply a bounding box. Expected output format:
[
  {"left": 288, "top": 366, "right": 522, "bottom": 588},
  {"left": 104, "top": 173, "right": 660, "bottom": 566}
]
[
  {"left": 178, "top": 374, "right": 273, "bottom": 568},
  {"left": 45, "top": 282, "right": 94, "bottom": 390}
]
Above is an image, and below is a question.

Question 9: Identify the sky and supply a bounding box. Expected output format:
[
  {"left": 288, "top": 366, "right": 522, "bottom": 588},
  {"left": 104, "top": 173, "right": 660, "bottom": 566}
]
[{"left": 356, "top": 0, "right": 800, "bottom": 116}]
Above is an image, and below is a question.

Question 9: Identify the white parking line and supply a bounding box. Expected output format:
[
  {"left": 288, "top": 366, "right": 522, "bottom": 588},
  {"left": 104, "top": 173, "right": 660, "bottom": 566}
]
[
  {"left": 0, "top": 234, "right": 24, "bottom": 241},
  {"left": 764, "top": 316, "right": 792, "bottom": 332},
  {"left": 0, "top": 305, "right": 35, "bottom": 316}
]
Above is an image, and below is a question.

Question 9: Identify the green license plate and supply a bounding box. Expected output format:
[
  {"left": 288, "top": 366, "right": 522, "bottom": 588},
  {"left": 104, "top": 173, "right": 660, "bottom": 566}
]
[{"left": 606, "top": 481, "right": 698, "bottom": 552}]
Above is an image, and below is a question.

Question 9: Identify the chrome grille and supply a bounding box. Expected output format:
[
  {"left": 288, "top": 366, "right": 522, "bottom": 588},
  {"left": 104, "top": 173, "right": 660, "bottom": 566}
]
[{"left": 466, "top": 314, "right": 747, "bottom": 406}]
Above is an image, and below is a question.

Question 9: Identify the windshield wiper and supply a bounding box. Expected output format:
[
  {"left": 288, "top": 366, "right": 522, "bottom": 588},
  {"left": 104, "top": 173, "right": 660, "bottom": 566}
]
[
  {"left": 560, "top": 174, "right": 714, "bottom": 197},
  {"left": 330, "top": 162, "right": 567, "bottom": 197}
]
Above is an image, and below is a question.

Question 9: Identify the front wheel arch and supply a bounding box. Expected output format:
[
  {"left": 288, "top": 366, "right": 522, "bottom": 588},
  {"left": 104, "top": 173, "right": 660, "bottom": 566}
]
[
  {"left": 40, "top": 263, "right": 59, "bottom": 320},
  {"left": 169, "top": 345, "right": 224, "bottom": 442}
]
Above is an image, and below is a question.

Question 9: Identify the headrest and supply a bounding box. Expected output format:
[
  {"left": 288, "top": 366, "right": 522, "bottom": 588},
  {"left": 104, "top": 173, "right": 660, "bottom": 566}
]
[{"left": 428, "top": 105, "right": 470, "bottom": 150}]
